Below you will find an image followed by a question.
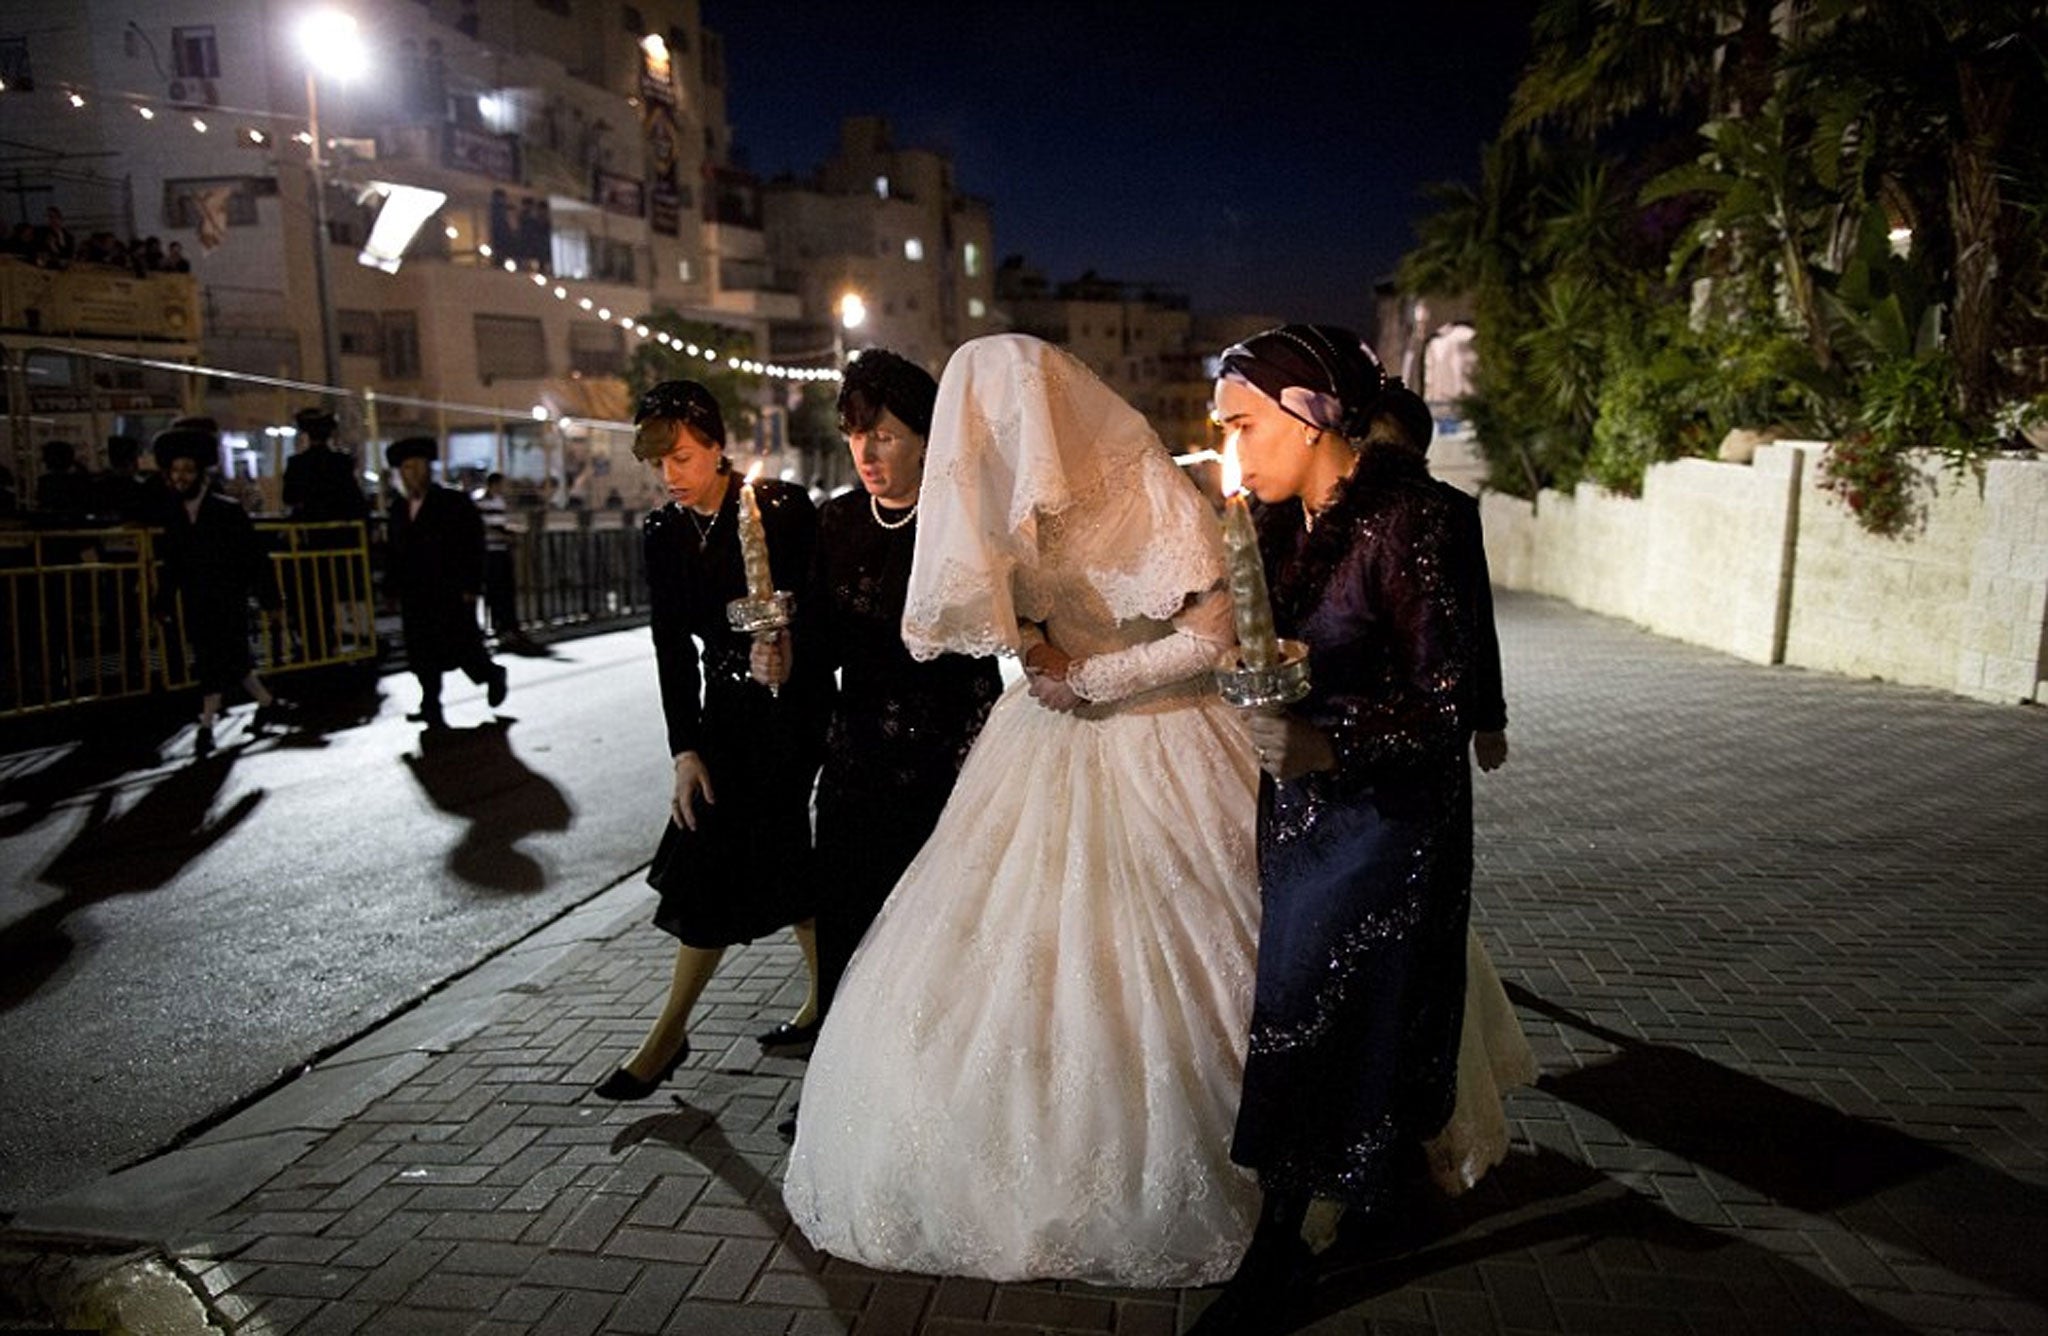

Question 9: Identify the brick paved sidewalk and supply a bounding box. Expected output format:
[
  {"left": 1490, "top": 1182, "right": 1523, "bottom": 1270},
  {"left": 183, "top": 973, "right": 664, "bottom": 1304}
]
[{"left": 8, "top": 592, "right": 2047, "bottom": 1335}]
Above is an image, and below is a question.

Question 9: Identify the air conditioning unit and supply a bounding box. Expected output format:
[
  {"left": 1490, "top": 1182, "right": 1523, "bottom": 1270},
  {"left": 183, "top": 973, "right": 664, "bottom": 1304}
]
[{"left": 167, "top": 78, "right": 220, "bottom": 107}]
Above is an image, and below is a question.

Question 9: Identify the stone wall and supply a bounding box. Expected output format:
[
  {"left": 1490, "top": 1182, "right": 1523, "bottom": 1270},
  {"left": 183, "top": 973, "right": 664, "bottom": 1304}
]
[{"left": 1475, "top": 446, "right": 2048, "bottom": 704}]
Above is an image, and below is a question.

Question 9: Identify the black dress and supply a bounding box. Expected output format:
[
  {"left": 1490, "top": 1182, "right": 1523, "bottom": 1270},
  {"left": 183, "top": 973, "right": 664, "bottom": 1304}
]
[
  {"left": 643, "top": 477, "right": 829, "bottom": 947},
  {"left": 805, "top": 491, "right": 1002, "bottom": 1012},
  {"left": 1230, "top": 444, "right": 1482, "bottom": 1209}
]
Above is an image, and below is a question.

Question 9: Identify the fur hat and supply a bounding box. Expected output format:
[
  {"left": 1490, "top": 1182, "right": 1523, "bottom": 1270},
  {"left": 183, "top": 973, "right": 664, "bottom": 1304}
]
[
  {"left": 384, "top": 436, "right": 439, "bottom": 467},
  {"left": 295, "top": 406, "right": 338, "bottom": 436},
  {"left": 152, "top": 426, "right": 218, "bottom": 470}
]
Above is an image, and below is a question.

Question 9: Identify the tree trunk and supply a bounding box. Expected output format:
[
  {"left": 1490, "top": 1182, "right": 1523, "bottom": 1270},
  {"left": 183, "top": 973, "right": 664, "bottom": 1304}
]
[{"left": 1948, "top": 60, "right": 2009, "bottom": 423}]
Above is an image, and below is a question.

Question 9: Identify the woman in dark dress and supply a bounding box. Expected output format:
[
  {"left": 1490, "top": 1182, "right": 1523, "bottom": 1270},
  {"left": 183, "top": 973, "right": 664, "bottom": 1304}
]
[
  {"left": 590, "top": 380, "right": 829, "bottom": 1100},
  {"left": 1197, "top": 325, "right": 1492, "bottom": 1326},
  {"left": 751, "top": 350, "right": 1001, "bottom": 1039}
]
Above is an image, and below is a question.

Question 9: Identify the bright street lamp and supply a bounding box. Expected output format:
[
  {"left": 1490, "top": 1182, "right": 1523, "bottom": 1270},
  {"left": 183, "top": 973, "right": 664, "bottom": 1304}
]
[
  {"left": 298, "top": 8, "right": 365, "bottom": 391},
  {"left": 833, "top": 290, "right": 867, "bottom": 365}
]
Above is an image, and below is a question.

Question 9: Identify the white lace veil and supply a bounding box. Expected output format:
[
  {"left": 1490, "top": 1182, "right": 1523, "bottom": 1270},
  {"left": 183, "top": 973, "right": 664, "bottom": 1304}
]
[{"left": 903, "top": 333, "right": 1223, "bottom": 661}]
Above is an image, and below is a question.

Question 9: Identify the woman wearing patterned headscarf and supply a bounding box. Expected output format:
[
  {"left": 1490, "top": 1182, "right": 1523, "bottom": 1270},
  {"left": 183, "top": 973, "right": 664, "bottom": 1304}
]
[
  {"left": 784, "top": 334, "right": 1265, "bottom": 1285},
  {"left": 1194, "top": 325, "right": 1533, "bottom": 1330}
]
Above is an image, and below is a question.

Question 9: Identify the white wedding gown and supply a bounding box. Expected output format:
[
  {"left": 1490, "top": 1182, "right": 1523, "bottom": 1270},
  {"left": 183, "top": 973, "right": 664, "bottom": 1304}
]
[{"left": 784, "top": 608, "right": 1535, "bottom": 1286}]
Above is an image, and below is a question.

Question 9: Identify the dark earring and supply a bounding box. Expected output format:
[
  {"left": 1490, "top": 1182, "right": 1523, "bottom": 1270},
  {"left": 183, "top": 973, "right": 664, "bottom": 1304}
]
[{"left": 716, "top": 456, "right": 732, "bottom": 474}]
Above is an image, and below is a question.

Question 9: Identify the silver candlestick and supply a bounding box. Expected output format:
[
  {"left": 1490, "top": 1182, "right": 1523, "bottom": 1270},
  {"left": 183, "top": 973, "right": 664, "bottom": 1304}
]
[
  {"left": 1214, "top": 637, "right": 1311, "bottom": 710},
  {"left": 727, "top": 591, "right": 795, "bottom": 698}
]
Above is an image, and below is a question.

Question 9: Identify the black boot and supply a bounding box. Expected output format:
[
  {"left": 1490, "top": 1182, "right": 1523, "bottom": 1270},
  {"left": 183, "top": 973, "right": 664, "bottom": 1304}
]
[{"left": 1187, "top": 1192, "right": 1316, "bottom": 1336}]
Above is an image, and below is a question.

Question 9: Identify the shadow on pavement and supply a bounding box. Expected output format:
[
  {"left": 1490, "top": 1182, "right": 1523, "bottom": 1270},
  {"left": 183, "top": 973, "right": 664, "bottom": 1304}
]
[
  {"left": 0, "top": 721, "right": 182, "bottom": 841},
  {"left": 612, "top": 1104, "right": 790, "bottom": 1229},
  {"left": 1298, "top": 1147, "right": 1924, "bottom": 1335},
  {"left": 401, "top": 718, "right": 573, "bottom": 893},
  {"left": 2, "top": 744, "right": 264, "bottom": 1012},
  {"left": 1509, "top": 982, "right": 2046, "bottom": 1306}
]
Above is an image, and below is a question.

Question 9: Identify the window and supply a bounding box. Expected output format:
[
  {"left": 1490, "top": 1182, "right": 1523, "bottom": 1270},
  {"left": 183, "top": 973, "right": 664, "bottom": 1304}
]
[
  {"left": 621, "top": 5, "right": 645, "bottom": 35},
  {"left": 569, "top": 321, "right": 625, "bottom": 375},
  {"left": 337, "top": 309, "right": 381, "bottom": 358},
  {"left": 874, "top": 176, "right": 890, "bottom": 199},
  {"left": 595, "top": 238, "right": 636, "bottom": 284},
  {"left": 474, "top": 315, "right": 548, "bottom": 380},
  {"left": 666, "top": 24, "right": 690, "bottom": 52},
  {"left": 903, "top": 238, "right": 924, "bottom": 262},
  {"left": 963, "top": 241, "right": 981, "bottom": 277},
  {"left": 163, "top": 177, "right": 267, "bottom": 228},
  {"left": 675, "top": 257, "right": 694, "bottom": 283},
  {"left": 381, "top": 311, "right": 421, "bottom": 379},
  {"left": 0, "top": 37, "right": 33, "bottom": 90},
  {"left": 968, "top": 297, "right": 986, "bottom": 319},
  {"left": 171, "top": 26, "right": 219, "bottom": 78},
  {"left": 551, "top": 228, "right": 590, "bottom": 280}
]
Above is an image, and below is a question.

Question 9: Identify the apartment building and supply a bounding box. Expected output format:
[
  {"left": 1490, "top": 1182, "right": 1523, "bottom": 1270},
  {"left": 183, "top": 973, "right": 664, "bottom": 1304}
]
[
  {"left": 0, "top": 0, "right": 797, "bottom": 507},
  {"left": 760, "top": 116, "right": 1002, "bottom": 379}
]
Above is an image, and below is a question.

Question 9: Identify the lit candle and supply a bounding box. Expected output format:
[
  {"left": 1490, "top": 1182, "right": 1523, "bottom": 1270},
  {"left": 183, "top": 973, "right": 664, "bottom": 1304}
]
[
  {"left": 1218, "top": 436, "right": 1279, "bottom": 671},
  {"left": 736, "top": 461, "right": 774, "bottom": 600}
]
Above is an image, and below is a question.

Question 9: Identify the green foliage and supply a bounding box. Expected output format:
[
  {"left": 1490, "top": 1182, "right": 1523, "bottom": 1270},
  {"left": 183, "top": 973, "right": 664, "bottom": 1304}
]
[
  {"left": 624, "top": 312, "right": 759, "bottom": 444},
  {"left": 1396, "top": 0, "right": 2048, "bottom": 532}
]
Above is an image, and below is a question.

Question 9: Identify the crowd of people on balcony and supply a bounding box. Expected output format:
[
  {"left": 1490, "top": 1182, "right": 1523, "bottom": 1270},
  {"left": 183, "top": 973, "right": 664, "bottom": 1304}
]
[{"left": 1, "top": 208, "right": 190, "bottom": 276}]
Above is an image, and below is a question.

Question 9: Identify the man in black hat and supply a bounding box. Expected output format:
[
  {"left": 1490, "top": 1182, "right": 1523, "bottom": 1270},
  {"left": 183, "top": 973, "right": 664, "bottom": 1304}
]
[
  {"left": 152, "top": 423, "right": 283, "bottom": 754},
  {"left": 282, "top": 407, "right": 367, "bottom": 523},
  {"left": 385, "top": 435, "right": 506, "bottom": 728},
  {"left": 281, "top": 406, "right": 370, "bottom": 661}
]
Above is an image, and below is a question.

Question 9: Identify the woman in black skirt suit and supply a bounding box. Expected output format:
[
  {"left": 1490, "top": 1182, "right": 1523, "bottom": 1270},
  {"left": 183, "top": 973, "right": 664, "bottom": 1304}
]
[{"left": 591, "top": 380, "right": 830, "bottom": 1100}]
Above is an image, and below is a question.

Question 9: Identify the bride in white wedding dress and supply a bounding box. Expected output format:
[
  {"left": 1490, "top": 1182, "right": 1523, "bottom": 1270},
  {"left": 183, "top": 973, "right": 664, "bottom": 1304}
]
[
  {"left": 784, "top": 334, "right": 1264, "bottom": 1286},
  {"left": 782, "top": 334, "right": 1532, "bottom": 1287}
]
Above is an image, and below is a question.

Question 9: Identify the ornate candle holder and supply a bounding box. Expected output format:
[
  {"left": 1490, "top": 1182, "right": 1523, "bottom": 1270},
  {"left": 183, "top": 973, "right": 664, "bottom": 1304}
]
[
  {"left": 727, "top": 591, "right": 795, "bottom": 697},
  {"left": 1214, "top": 637, "right": 1312, "bottom": 710}
]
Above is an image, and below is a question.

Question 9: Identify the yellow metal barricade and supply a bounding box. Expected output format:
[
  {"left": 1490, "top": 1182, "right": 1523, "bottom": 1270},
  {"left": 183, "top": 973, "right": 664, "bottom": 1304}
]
[
  {"left": 1, "top": 521, "right": 377, "bottom": 719},
  {"left": 255, "top": 520, "right": 378, "bottom": 673},
  {"left": 0, "top": 528, "right": 158, "bottom": 717}
]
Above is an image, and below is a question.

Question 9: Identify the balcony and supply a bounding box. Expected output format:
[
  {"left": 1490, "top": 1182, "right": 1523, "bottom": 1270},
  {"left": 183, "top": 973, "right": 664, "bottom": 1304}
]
[{"left": 0, "top": 260, "right": 202, "bottom": 345}]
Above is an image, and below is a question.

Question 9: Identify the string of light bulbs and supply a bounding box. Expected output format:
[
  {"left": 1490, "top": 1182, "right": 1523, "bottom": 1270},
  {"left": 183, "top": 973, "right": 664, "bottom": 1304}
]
[{"left": 4, "top": 78, "right": 846, "bottom": 384}]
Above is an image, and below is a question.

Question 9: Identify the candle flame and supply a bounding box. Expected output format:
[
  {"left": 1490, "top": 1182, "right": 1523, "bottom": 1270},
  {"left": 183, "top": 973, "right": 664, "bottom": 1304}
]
[
  {"left": 745, "top": 459, "right": 764, "bottom": 484},
  {"left": 1219, "top": 434, "right": 1244, "bottom": 497}
]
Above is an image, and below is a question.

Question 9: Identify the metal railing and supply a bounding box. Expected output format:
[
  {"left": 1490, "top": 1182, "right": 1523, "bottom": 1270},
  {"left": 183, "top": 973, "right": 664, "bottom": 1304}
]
[
  {"left": 2, "top": 522, "right": 379, "bottom": 719},
  {"left": 3, "top": 511, "right": 651, "bottom": 720}
]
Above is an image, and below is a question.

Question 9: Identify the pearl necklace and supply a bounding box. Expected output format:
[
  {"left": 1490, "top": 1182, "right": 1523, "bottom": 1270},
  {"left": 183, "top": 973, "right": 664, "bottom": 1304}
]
[{"left": 870, "top": 494, "right": 917, "bottom": 530}]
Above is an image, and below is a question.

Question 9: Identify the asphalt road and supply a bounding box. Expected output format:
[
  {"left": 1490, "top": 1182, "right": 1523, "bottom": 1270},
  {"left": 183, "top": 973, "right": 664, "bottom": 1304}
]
[{"left": 0, "top": 630, "right": 675, "bottom": 1215}]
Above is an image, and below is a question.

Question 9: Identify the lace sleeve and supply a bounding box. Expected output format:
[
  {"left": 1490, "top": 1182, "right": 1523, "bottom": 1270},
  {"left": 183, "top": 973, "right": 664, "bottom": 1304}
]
[{"left": 1066, "top": 587, "right": 1231, "bottom": 704}]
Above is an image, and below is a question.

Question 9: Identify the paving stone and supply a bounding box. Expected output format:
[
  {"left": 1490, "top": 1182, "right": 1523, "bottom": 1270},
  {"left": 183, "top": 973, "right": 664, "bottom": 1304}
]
[{"left": 689, "top": 1236, "right": 773, "bottom": 1302}]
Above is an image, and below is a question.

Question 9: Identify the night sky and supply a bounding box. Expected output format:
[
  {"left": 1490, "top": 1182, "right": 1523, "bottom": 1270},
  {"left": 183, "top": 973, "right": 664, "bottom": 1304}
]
[{"left": 702, "top": 2, "right": 1535, "bottom": 329}]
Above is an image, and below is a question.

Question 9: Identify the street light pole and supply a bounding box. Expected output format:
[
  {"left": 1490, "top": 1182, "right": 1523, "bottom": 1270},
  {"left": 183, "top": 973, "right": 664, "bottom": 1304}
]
[{"left": 304, "top": 65, "right": 342, "bottom": 392}]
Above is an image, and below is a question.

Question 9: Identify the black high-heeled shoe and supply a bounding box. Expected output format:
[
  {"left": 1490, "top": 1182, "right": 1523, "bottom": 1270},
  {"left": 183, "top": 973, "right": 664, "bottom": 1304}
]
[
  {"left": 756, "top": 1018, "right": 821, "bottom": 1054},
  {"left": 590, "top": 1038, "right": 690, "bottom": 1101}
]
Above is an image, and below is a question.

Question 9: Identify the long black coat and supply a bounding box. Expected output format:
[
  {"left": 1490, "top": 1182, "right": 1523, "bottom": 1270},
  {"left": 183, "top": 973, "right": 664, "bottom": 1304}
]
[
  {"left": 155, "top": 493, "right": 281, "bottom": 693},
  {"left": 386, "top": 485, "right": 486, "bottom": 672},
  {"left": 282, "top": 446, "right": 368, "bottom": 522}
]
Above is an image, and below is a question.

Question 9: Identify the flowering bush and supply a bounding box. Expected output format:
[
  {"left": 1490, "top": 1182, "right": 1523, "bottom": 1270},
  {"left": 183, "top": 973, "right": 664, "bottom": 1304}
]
[{"left": 1818, "top": 432, "right": 1918, "bottom": 537}]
